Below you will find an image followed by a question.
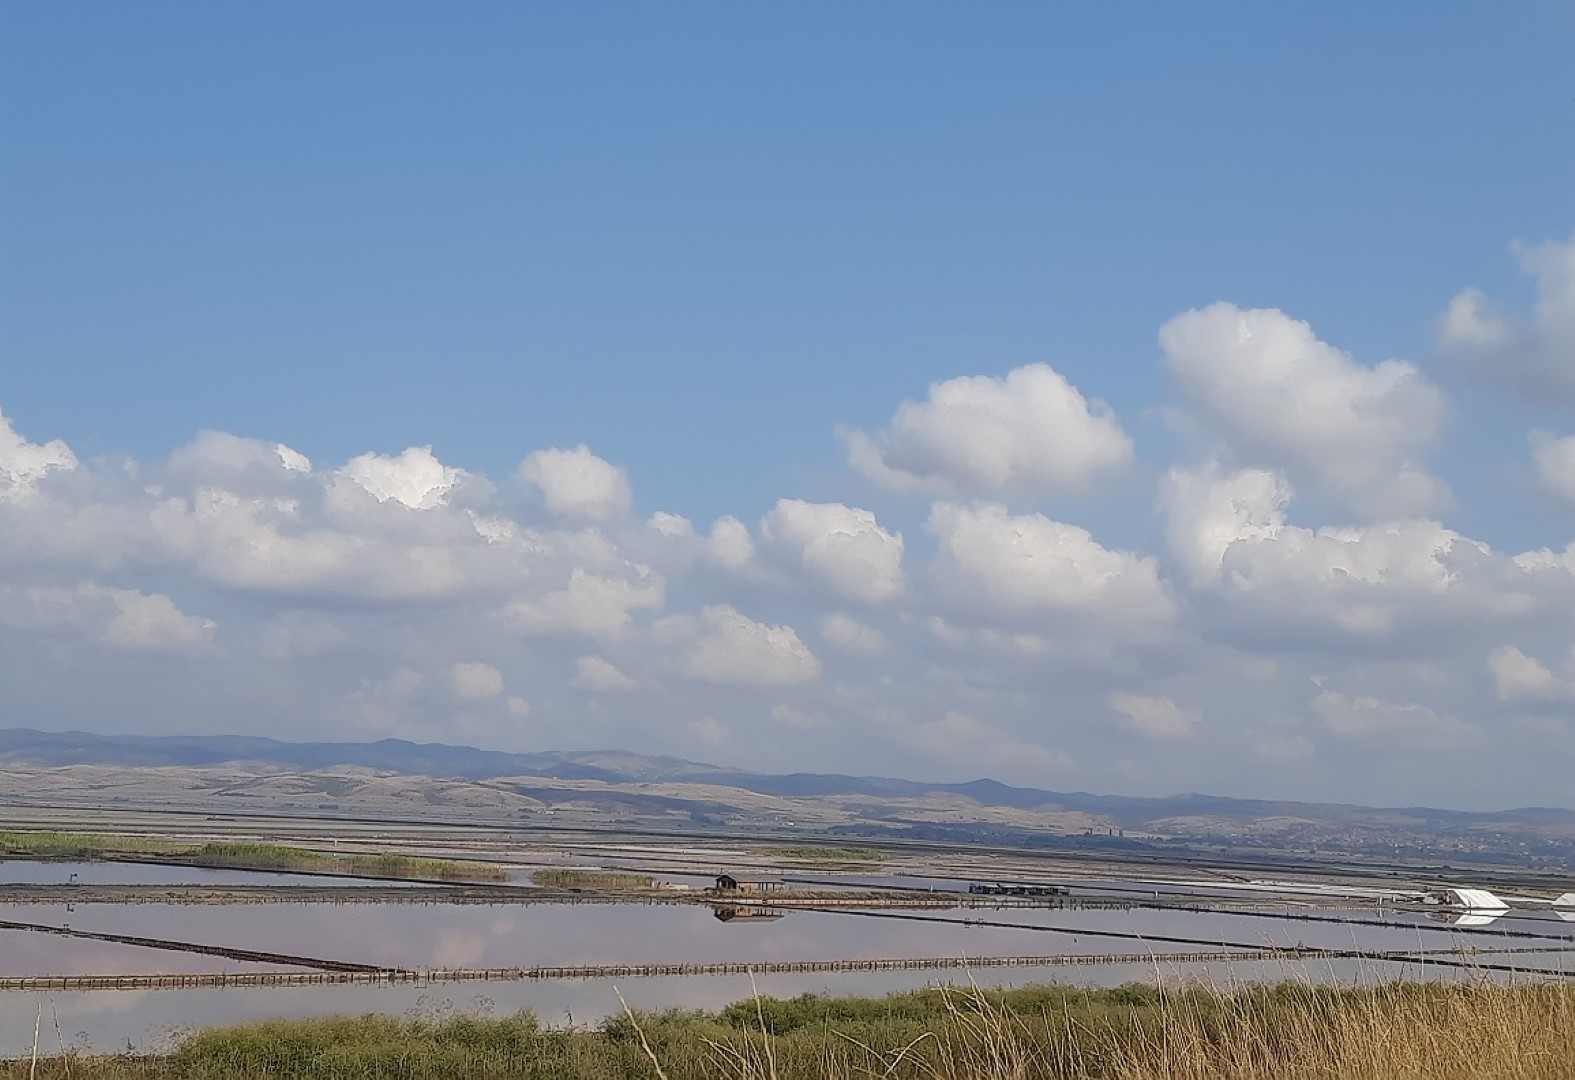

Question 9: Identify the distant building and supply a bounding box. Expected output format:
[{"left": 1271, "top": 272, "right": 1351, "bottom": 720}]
[{"left": 714, "top": 872, "right": 783, "bottom": 892}]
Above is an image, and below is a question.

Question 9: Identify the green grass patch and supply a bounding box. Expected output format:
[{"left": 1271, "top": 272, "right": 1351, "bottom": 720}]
[
  {"left": 0, "top": 829, "right": 506, "bottom": 883},
  {"left": 189, "top": 843, "right": 335, "bottom": 870},
  {"left": 749, "top": 844, "right": 886, "bottom": 862},
  {"left": 0, "top": 829, "right": 188, "bottom": 859},
  {"left": 344, "top": 853, "right": 509, "bottom": 882},
  {"left": 531, "top": 868, "right": 655, "bottom": 890}
]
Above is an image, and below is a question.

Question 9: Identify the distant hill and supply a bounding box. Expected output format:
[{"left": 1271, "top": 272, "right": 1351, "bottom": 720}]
[
  {"left": 1, "top": 725, "right": 1571, "bottom": 831},
  {"left": 0, "top": 727, "right": 712, "bottom": 784}
]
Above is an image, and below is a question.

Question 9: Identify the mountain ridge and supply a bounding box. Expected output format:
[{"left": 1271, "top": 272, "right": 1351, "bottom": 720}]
[{"left": 1, "top": 725, "right": 1569, "bottom": 825}]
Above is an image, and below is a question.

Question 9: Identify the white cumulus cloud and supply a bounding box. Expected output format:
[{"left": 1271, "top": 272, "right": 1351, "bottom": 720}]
[
  {"left": 1439, "top": 232, "right": 1575, "bottom": 401},
  {"left": 1162, "top": 303, "right": 1449, "bottom": 517},
  {"left": 705, "top": 516, "right": 755, "bottom": 571},
  {"left": 771, "top": 703, "right": 828, "bottom": 729},
  {"left": 679, "top": 604, "right": 821, "bottom": 687},
  {"left": 0, "top": 582, "right": 214, "bottom": 651},
  {"left": 760, "top": 499, "right": 904, "bottom": 603},
  {"left": 1160, "top": 462, "right": 1291, "bottom": 586},
  {"left": 341, "top": 446, "right": 464, "bottom": 509},
  {"left": 0, "top": 410, "right": 77, "bottom": 502},
  {"left": 168, "top": 431, "right": 313, "bottom": 482},
  {"left": 1108, "top": 692, "right": 1200, "bottom": 738},
  {"left": 450, "top": 661, "right": 505, "bottom": 702},
  {"left": 1488, "top": 645, "right": 1573, "bottom": 703},
  {"left": 844, "top": 363, "right": 1133, "bottom": 495},
  {"left": 150, "top": 488, "right": 472, "bottom": 602},
  {"left": 819, "top": 612, "right": 889, "bottom": 656},
  {"left": 518, "top": 445, "right": 632, "bottom": 521},
  {"left": 1217, "top": 519, "right": 1529, "bottom": 637},
  {"left": 1312, "top": 686, "right": 1474, "bottom": 745},
  {"left": 505, "top": 567, "right": 664, "bottom": 640},
  {"left": 1531, "top": 432, "right": 1575, "bottom": 506},
  {"left": 926, "top": 502, "right": 1173, "bottom": 623},
  {"left": 570, "top": 655, "right": 637, "bottom": 692},
  {"left": 1160, "top": 455, "right": 1549, "bottom": 646}
]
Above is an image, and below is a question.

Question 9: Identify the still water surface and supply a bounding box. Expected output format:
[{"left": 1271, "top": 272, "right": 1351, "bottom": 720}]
[
  {"left": 1, "top": 898, "right": 1569, "bottom": 1054},
  {"left": 6, "top": 898, "right": 1572, "bottom": 971}
]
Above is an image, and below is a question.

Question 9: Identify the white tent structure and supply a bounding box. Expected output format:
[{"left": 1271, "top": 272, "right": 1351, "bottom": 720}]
[
  {"left": 1427, "top": 887, "right": 1510, "bottom": 911},
  {"left": 1423, "top": 887, "right": 1573, "bottom": 921}
]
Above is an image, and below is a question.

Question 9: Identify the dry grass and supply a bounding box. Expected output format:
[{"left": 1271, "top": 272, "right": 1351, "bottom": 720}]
[
  {"left": 1101, "top": 978, "right": 1575, "bottom": 1079},
  {"left": 882, "top": 978, "right": 1575, "bottom": 1080}
]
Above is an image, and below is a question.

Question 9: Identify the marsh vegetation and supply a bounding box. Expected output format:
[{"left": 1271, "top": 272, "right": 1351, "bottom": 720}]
[
  {"left": 5, "top": 979, "right": 1572, "bottom": 1078},
  {"left": 748, "top": 845, "right": 885, "bottom": 863},
  {"left": 0, "top": 830, "right": 506, "bottom": 883},
  {"left": 531, "top": 869, "right": 657, "bottom": 890}
]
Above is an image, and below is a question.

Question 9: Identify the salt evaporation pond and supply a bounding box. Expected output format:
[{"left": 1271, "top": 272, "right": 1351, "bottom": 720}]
[
  {"left": 6, "top": 897, "right": 1573, "bottom": 971},
  {"left": 0, "top": 931, "right": 313, "bottom": 978},
  {"left": 1, "top": 897, "right": 1570, "bottom": 1054}
]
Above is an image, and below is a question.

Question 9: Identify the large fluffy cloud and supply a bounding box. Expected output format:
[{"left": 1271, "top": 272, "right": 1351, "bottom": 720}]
[
  {"left": 504, "top": 567, "right": 664, "bottom": 640},
  {"left": 844, "top": 363, "right": 1133, "bottom": 495},
  {"left": 1160, "top": 462, "right": 1291, "bottom": 586},
  {"left": 1439, "top": 233, "right": 1575, "bottom": 401},
  {"left": 0, "top": 409, "right": 77, "bottom": 502},
  {"left": 342, "top": 446, "right": 464, "bottom": 509},
  {"left": 705, "top": 515, "right": 755, "bottom": 571},
  {"left": 1489, "top": 645, "right": 1575, "bottom": 703},
  {"left": 571, "top": 655, "right": 638, "bottom": 691},
  {"left": 1160, "top": 459, "right": 1556, "bottom": 648},
  {"left": 1532, "top": 432, "right": 1575, "bottom": 506},
  {"left": 518, "top": 445, "right": 632, "bottom": 521},
  {"left": 1108, "top": 692, "right": 1200, "bottom": 738},
  {"left": 759, "top": 499, "right": 904, "bottom": 603},
  {"left": 150, "top": 488, "right": 477, "bottom": 602},
  {"left": 674, "top": 604, "right": 821, "bottom": 687},
  {"left": 1184, "top": 521, "right": 1537, "bottom": 644},
  {"left": 0, "top": 583, "right": 213, "bottom": 651},
  {"left": 1311, "top": 686, "right": 1475, "bottom": 746},
  {"left": 450, "top": 661, "right": 505, "bottom": 701},
  {"left": 165, "top": 432, "right": 315, "bottom": 491},
  {"left": 819, "top": 612, "right": 889, "bottom": 656},
  {"left": 1162, "top": 303, "right": 1449, "bottom": 517},
  {"left": 926, "top": 502, "right": 1173, "bottom": 624}
]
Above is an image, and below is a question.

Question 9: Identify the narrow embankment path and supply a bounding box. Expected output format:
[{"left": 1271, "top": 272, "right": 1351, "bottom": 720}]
[
  {"left": 0, "top": 917, "right": 384, "bottom": 972},
  {"left": 4, "top": 942, "right": 1571, "bottom": 991}
]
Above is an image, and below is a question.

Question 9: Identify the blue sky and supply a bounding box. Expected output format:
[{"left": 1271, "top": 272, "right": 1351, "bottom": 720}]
[{"left": 3, "top": 5, "right": 1575, "bottom": 808}]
